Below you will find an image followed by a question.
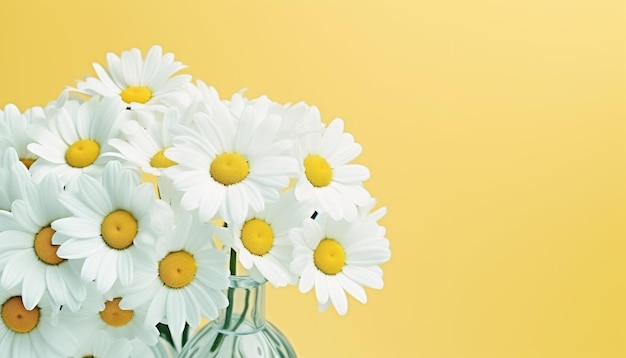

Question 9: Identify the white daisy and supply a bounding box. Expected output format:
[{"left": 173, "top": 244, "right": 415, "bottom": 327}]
[
  {"left": 0, "top": 103, "right": 45, "bottom": 169},
  {"left": 180, "top": 81, "right": 230, "bottom": 127},
  {"left": 164, "top": 95, "right": 299, "bottom": 225},
  {"left": 290, "top": 212, "right": 391, "bottom": 315},
  {"left": 120, "top": 213, "right": 229, "bottom": 350},
  {"left": 294, "top": 118, "right": 371, "bottom": 221},
  {"left": 26, "top": 96, "right": 125, "bottom": 188},
  {"left": 107, "top": 106, "right": 180, "bottom": 176},
  {"left": 75, "top": 45, "right": 193, "bottom": 111},
  {"left": 0, "top": 291, "right": 78, "bottom": 357},
  {"left": 51, "top": 161, "right": 172, "bottom": 293},
  {"left": 0, "top": 173, "right": 85, "bottom": 312},
  {"left": 129, "top": 339, "right": 175, "bottom": 358},
  {"left": 0, "top": 148, "right": 31, "bottom": 213},
  {"left": 67, "top": 283, "right": 159, "bottom": 347},
  {"left": 357, "top": 197, "right": 388, "bottom": 235},
  {"left": 223, "top": 189, "right": 314, "bottom": 287},
  {"left": 227, "top": 92, "right": 323, "bottom": 152},
  {"left": 71, "top": 330, "right": 133, "bottom": 358},
  {"left": 106, "top": 109, "right": 185, "bottom": 207}
]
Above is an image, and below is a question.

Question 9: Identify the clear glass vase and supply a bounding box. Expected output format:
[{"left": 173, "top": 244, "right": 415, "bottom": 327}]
[{"left": 179, "top": 276, "right": 297, "bottom": 358}]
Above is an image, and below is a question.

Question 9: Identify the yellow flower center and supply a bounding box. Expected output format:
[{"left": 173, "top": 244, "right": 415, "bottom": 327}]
[
  {"left": 101, "top": 210, "right": 138, "bottom": 250},
  {"left": 20, "top": 158, "right": 36, "bottom": 169},
  {"left": 1, "top": 296, "right": 39, "bottom": 333},
  {"left": 241, "top": 219, "right": 274, "bottom": 256},
  {"left": 120, "top": 86, "right": 152, "bottom": 104},
  {"left": 210, "top": 153, "right": 249, "bottom": 186},
  {"left": 159, "top": 251, "right": 197, "bottom": 289},
  {"left": 150, "top": 148, "right": 177, "bottom": 168},
  {"left": 313, "top": 238, "right": 346, "bottom": 275},
  {"left": 99, "top": 297, "right": 133, "bottom": 327},
  {"left": 34, "top": 226, "right": 64, "bottom": 265},
  {"left": 304, "top": 154, "right": 333, "bottom": 187},
  {"left": 65, "top": 139, "right": 100, "bottom": 168}
]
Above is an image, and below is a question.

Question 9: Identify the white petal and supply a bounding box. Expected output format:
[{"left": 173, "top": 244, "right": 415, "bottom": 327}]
[
  {"left": 337, "top": 272, "right": 367, "bottom": 304},
  {"left": 12, "top": 334, "right": 29, "bottom": 358},
  {"left": 299, "top": 264, "right": 318, "bottom": 293},
  {"left": 57, "top": 238, "right": 106, "bottom": 259},
  {"left": 144, "top": 286, "right": 168, "bottom": 325},
  {"left": 96, "top": 249, "right": 119, "bottom": 292},
  {"left": 166, "top": 289, "right": 185, "bottom": 350},
  {"left": 327, "top": 275, "right": 348, "bottom": 315},
  {"left": 290, "top": 254, "right": 312, "bottom": 275},
  {"left": 31, "top": 331, "right": 50, "bottom": 358},
  {"left": 92, "top": 63, "right": 121, "bottom": 94},
  {"left": 320, "top": 119, "right": 344, "bottom": 154},
  {"left": 22, "top": 264, "right": 46, "bottom": 310},
  {"left": 192, "top": 283, "right": 219, "bottom": 320},
  {"left": 81, "top": 251, "right": 106, "bottom": 282},
  {"left": 45, "top": 265, "right": 69, "bottom": 308},
  {"left": 75, "top": 175, "right": 114, "bottom": 213},
  {"left": 181, "top": 287, "right": 202, "bottom": 328},
  {"left": 0, "top": 331, "right": 14, "bottom": 355},
  {"left": 197, "top": 184, "right": 224, "bottom": 222},
  {"left": 314, "top": 272, "right": 329, "bottom": 304},
  {"left": 1, "top": 250, "right": 33, "bottom": 288},
  {"left": 342, "top": 265, "right": 384, "bottom": 289},
  {"left": 52, "top": 217, "right": 100, "bottom": 238},
  {"left": 0, "top": 230, "right": 32, "bottom": 252},
  {"left": 332, "top": 164, "right": 370, "bottom": 184},
  {"left": 116, "top": 250, "right": 134, "bottom": 286},
  {"left": 38, "top": 322, "right": 78, "bottom": 356},
  {"left": 224, "top": 185, "right": 247, "bottom": 225}
]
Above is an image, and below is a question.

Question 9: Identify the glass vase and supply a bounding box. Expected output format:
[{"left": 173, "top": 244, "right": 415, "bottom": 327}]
[{"left": 179, "top": 276, "right": 297, "bottom": 358}]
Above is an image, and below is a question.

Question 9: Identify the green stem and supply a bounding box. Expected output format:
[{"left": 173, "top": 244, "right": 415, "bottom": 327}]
[
  {"left": 210, "top": 248, "right": 237, "bottom": 352},
  {"left": 182, "top": 323, "right": 190, "bottom": 347},
  {"left": 223, "top": 249, "right": 237, "bottom": 329},
  {"left": 157, "top": 322, "right": 173, "bottom": 344},
  {"left": 231, "top": 288, "right": 251, "bottom": 331},
  {"left": 157, "top": 322, "right": 189, "bottom": 349},
  {"left": 229, "top": 249, "right": 237, "bottom": 278}
]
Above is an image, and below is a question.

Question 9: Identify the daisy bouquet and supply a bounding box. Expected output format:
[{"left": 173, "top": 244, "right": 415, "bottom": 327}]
[{"left": 0, "top": 46, "right": 391, "bottom": 357}]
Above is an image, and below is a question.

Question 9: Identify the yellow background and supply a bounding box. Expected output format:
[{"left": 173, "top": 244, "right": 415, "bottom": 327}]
[{"left": 1, "top": 1, "right": 625, "bottom": 357}]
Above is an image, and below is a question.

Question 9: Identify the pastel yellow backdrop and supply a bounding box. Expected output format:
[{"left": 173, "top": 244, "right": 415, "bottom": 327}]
[{"left": 1, "top": 0, "right": 625, "bottom": 357}]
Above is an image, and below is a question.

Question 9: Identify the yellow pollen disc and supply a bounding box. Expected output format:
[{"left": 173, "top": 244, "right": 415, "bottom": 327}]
[
  {"left": 34, "top": 226, "right": 65, "bottom": 265},
  {"left": 99, "top": 298, "right": 133, "bottom": 327},
  {"left": 150, "top": 148, "right": 177, "bottom": 168},
  {"left": 304, "top": 154, "right": 333, "bottom": 187},
  {"left": 314, "top": 238, "right": 346, "bottom": 275},
  {"left": 159, "top": 251, "right": 197, "bottom": 288},
  {"left": 120, "top": 86, "right": 152, "bottom": 104},
  {"left": 1, "top": 296, "right": 39, "bottom": 333},
  {"left": 20, "top": 158, "right": 36, "bottom": 169},
  {"left": 210, "top": 153, "right": 249, "bottom": 186},
  {"left": 65, "top": 139, "right": 100, "bottom": 168},
  {"left": 101, "top": 210, "right": 138, "bottom": 250},
  {"left": 241, "top": 219, "right": 274, "bottom": 256}
]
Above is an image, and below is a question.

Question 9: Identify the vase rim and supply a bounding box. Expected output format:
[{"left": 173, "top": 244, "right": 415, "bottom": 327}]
[{"left": 228, "top": 275, "right": 267, "bottom": 288}]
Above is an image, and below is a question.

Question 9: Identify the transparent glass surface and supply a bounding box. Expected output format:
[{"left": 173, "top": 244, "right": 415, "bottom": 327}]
[{"left": 179, "top": 276, "right": 297, "bottom": 358}]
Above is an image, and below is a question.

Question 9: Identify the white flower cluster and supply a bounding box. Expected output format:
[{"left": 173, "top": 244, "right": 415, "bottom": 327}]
[{"left": 0, "top": 46, "right": 390, "bottom": 357}]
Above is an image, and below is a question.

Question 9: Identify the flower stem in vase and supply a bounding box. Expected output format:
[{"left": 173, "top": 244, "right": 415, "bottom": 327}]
[{"left": 210, "top": 248, "right": 239, "bottom": 352}]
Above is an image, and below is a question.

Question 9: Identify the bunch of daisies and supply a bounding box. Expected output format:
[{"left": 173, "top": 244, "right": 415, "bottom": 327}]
[{"left": 0, "top": 46, "right": 390, "bottom": 357}]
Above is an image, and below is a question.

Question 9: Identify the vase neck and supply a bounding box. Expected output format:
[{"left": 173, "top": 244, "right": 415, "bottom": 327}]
[{"left": 213, "top": 276, "right": 266, "bottom": 334}]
